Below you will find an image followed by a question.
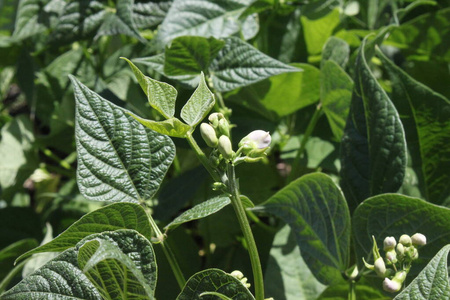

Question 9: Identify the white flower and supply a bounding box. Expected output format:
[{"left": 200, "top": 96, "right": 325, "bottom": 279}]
[
  {"left": 239, "top": 130, "right": 271, "bottom": 150},
  {"left": 383, "top": 236, "right": 397, "bottom": 251},
  {"left": 411, "top": 233, "right": 426, "bottom": 246}
]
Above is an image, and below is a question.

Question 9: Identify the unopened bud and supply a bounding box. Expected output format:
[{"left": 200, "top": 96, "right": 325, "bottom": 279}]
[
  {"left": 405, "top": 246, "right": 419, "bottom": 260},
  {"left": 230, "top": 270, "right": 244, "bottom": 279},
  {"left": 396, "top": 243, "right": 405, "bottom": 257},
  {"left": 200, "top": 123, "right": 218, "bottom": 147},
  {"left": 212, "top": 182, "right": 226, "bottom": 191},
  {"left": 385, "top": 250, "right": 397, "bottom": 264},
  {"left": 374, "top": 257, "right": 386, "bottom": 277},
  {"left": 208, "top": 113, "right": 224, "bottom": 128},
  {"left": 411, "top": 233, "right": 426, "bottom": 246},
  {"left": 383, "top": 278, "right": 402, "bottom": 293},
  {"left": 399, "top": 234, "right": 412, "bottom": 246},
  {"left": 218, "top": 118, "right": 230, "bottom": 137},
  {"left": 218, "top": 135, "right": 233, "bottom": 160},
  {"left": 383, "top": 236, "right": 397, "bottom": 251}
]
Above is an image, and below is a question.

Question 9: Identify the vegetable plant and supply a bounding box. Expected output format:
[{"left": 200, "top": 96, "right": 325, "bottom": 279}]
[{"left": 0, "top": 0, "right": 449, "bottom": 299}]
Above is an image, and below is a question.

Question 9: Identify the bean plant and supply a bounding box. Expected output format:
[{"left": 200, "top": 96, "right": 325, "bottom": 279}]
[{"left": 0, "top": 0, "right": 449, "bottom": 299}]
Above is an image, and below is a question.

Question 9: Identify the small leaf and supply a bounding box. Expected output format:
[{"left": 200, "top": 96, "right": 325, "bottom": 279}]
[
  {"left": 301, "top": 9, "right": 340, "bottom": 56},
  {"left": 129, "top": 114, "right": 191, "bottom": 138},
  {"left": 353, "top": 194, "right": 450, "bottom": 274},
  {"left": 321, "top": 60, "right": 353, "bottom": 141},
  {"left": 12, "top": 0, "right": 49, "bottom": 40},
  {"left": 164, "top": 36, "right": 225, "bottom": 76},
  {"left": 176, "top": 268, "right": 254, "bottom": 300},
  {"left": 17, "top": 202, "right": 152, "bottom": 262},
  {"left": 78, "top": 233, "right": 156, "bottom": 299},
  {"left": 181, "top": 72, "right": 215, "bottom": 126},
  {"left": 165, "top": 196, "right": 231, "bottom": 231},
  {"left": 71, "top": 75, "right": 175, "bottom": 203},
  {"left": 122, "top": 57, "right": 177, "bottom": 119},
  {"left": 321, "top": 37, "right": 350, "bottom": 69},
  {"left": 209, "top": 37, "right": 301, "bottom": 92},
  {"left": 156, "top": 0, "right": 254, "bottom": 47},
  {"left": 377, "top": 48, "right": 450, "bottom": 204},
  {"left": 252, "top": 173, "right": 350, "bottom": 285},
  {"left": 394, "top": 244, "right": 450, "bottom": 300},
  {"left": 340, "top": 38, "right": 407, "bottom": 209}
]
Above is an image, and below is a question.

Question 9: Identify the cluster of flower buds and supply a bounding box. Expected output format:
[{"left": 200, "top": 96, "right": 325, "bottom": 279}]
[
  {"left": 363, "top": 233, "right": 426, "bottom": 293},
  {"left": 230, "top": 270, "right": 251, "bottom": 289},
  {"left": 200, "top": 113, "right": 271, "bottom": 164}
]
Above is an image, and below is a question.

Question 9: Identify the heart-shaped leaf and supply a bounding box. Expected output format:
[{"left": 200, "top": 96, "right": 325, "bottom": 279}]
[
  {"left": 17, "top": 202, "right": 152, "bottom": 262},
  {"left": 340, "top": 39, "right": 407, "bottom": 209},
  {"left": 252, "top": 172, "right": 350, "bottom": 285},
  {"left": 176, "top": 268, "right": 254, "bottom": 300},
  {"left": 71, "top": 75, "right": 175, "bottom": 203},
  {"left": 394, "top": 244, "right": 450, "bottom": 300},
  {"left": 353, "top": 194, "right": 450, "bottom": 274},
  {"left": 165, "top": 196, "right": 231, "bottom": 231}
]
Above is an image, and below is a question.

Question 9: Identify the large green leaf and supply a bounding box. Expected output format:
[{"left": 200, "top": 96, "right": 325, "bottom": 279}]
[
  {"left": 181, "top": 72, "right": 215, "bottom": 126},
  {"left": 210, "top": 37, "right": 301, "bottom": 92},
  {"left": 176, "top": 268, "right": 254, "bottom": 300},
  {"left": 12, "top": 0, "right": 50, "bottom": 40},
  {"left": 17, "top": 202, "right": 152, "bottom": 262},
  {"left": 253, "top": 173, "right": 350, "bottom": 285},
  {"left": 353, "top": 194, "right": 450, "bottom": 274},
  {"left": 321, "top": 60, "right": 353, "bottom": 141},
  {"left": 129, "top": 114, "right": 191, "bottom": 138},
  {"left": 132, "top": 0, "right": 171, "bottom": 29},
  {"left": 386, "top": 8, "right": 450, "bottom": 62},
  {"left": 165, "top": 196, "right": 231, "bottom": 231},
  {"left": 321, "top": 37, "right": 350, "bottom": 69},
  {"left": 164, "top": 36, "right": 225, "bottom": 76},
  {"left": 77, "top": 231, "right": 156, "bottom": 299},
  {"left": 394, "top": 244, "right": 450, "bottom": 300},
  {"left": 123, "top": 57, "right": 177, "bottom": 119},
  {"left": 340, "top": 39, "right": 407, "bottom": 209},
  {"left": 155, "top": 0, "right": 254, "bottom": 47},
  {"left": 71, "top": 75, "right": 175, "bottom": 203},
  {"left": 377, "top": 48, "right": 450, "bottom": 204},
  {"left": 225, "top": 63, "right": 319, "bottom": 119},
  {"left": 264, "top": 225, "right": 326, "bottom": 300}
]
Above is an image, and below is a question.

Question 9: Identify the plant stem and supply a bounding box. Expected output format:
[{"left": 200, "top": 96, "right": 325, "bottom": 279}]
[
  {"left": 142, "top": 204, "right": 186, "bottom": 289},
  {"left": 287, "top": 103, "right": 323, "bottom": 183},
  {"left": 348, "top": 280, "right": 356, "bottom": 300},
  {"left": 227, "top": 164, "right": 265, "bottom": 300}
]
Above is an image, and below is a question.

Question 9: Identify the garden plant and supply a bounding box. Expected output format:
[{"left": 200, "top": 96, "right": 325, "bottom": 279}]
[{"left": 0, "top": 0, "right": 449, "bottom": 299}]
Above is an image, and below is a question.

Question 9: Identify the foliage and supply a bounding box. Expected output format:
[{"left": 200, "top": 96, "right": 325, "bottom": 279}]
[{"left": 0, "top": 0, "right": 449, "bottom": 299}]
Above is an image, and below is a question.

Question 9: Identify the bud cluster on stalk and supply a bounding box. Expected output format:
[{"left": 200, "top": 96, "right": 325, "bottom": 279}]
[
  {"left": 363, "top": 233, "right": 427, "bottom": 293},
  {"left": 200, "top": 113, "right": 272, "bottom": 165}
]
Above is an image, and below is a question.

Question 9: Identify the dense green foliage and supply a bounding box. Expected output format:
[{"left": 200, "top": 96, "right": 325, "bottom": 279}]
[{"left": 0, "top": 0, "right": 449, "bottom": 299}]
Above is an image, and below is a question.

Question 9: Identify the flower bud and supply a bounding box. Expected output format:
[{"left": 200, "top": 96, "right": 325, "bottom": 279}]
[
  {"left": 239, "top": 130, "right": 271, "bottom": 152},
  {"left": 383, "top": 236, "right": 397, "bottom": 251},
  {"left": 411, "top": 233, "right": 426, "bottom": 246},
  {"left": 405, "top": 246, "right": 419, "bottom": 260},
  {"left": 218, "top": 135, "right": 233, "bottom": 160},
  {"left": 396, "top": 243, "right": 405, "bottom": 257},
  {"left": 208, "top": 113, "right": 224, "bottom": 128},
  {"left": 230, "top": 270, "right": 244, "bottom": 279},
  {"left": 200, "top": 123, "right": 218, "bottom": 147},
  {"left": 385, "top": 250, "right": 397, "bottom": 264},
  {"left": 374, "top": 257, "right": 386, "bottom": 277},
  {"left": 383, "top": 278, "right": 402, "bottom": 293},
  {"left": 399, "top": 234, "right": 412, "bottom": 246},
  {"left": 218, "top": 118, "right": 230, "bottom": 137}
]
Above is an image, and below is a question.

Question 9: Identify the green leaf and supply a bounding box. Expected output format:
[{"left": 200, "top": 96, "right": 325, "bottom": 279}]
[
  {"left": 225, "top": 63, "right": 318, "bottom": 119},
  {"left": 132, "top": 0, "right": 171, "bottom": 29},
  {"left": 386, "top": 8, "right": 450, "bottom": 62},
  {"left": 210, "top": 37, "right": 301, "bottom": 92},
  {"left": 0, "top": 239, "right": 38, "bottom": 279},
  {"left": 17, "top": 202, "right": 152, "bottom": 262},
  {"left": 377, "top": 48, "right": 450, "bottom": 204},
  {"left": 165, "top": 196, "right": 231, "bottom": 231},
  {"left": 123, "top": 57, "right": 177, "bottom": 119},
  {"left": 252, "top": 173, "right": 350, "bottom": 285},
  {"left": 321, "top": 60, "right": 353, "bottom": 141},
  {"left": 180, "top": 73, "right": 215, "bottom": 126},
  {"left": 394, "top": 244, "right": 450, "bottom": 300},
  {"left": 176, "top": 268, "right": 254, "bottom": 300},
  {"left": 301, "top": 8, "right": 340, "bottom": 57},
  {"left": 264, "top": 225, "right": 326, "bottom": 300},
  {"left": 321, "top": 37, "right": 350, "bottom": 69},
  {"left": 200, "top": 292, "right": 232, "bottom": 300},
  {"left": 129, "top": 114, "right": 191, "bottom": 138},
  {"left": 164, "top": 36, "right": 225, "bottom": 76},
  {"left": 12, "top": 0, "right": 49, "bottom": 40},
  {"left": 71, "top": 75, "right": 175, "bottom": 203},
  {"left": 77, "top": 232, "right": 156, "bottom": 299},
  {"left": 352, "top": 194, "right": 450, "bottom": 274},
  {"left": 317, "top": 279, "right": 390, "bottom": 300},
  {"left": 0, "top": 116, "right": 39, "bottom": 200},
  {"left": 340, "top": 39, "right": 407, "bottom": 209},
  {"left": 156, "top": 0, "right": 254, "bottom": 47},
  {"left": 1, "top": 249, "right": 102, "bottom": 300}
]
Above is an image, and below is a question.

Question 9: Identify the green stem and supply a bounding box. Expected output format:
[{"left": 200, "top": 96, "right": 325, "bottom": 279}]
[
  {"left": 0, "top": 259, "right": 29, "bottom": 293},
  {"left": 348, "top": 280, "right": 356, "bottom": 300},
  {"left": 142, "top": 204, "right": 186, "bottom": 289},
  {"left": 185, "top": 131, "right": 222, "bottom": 182},
  {"left": 227, "top": 164, "right": 264, "bottom": 300},
  {"left": 287, "top": 103, "right": 323, "bottom": 183}
]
